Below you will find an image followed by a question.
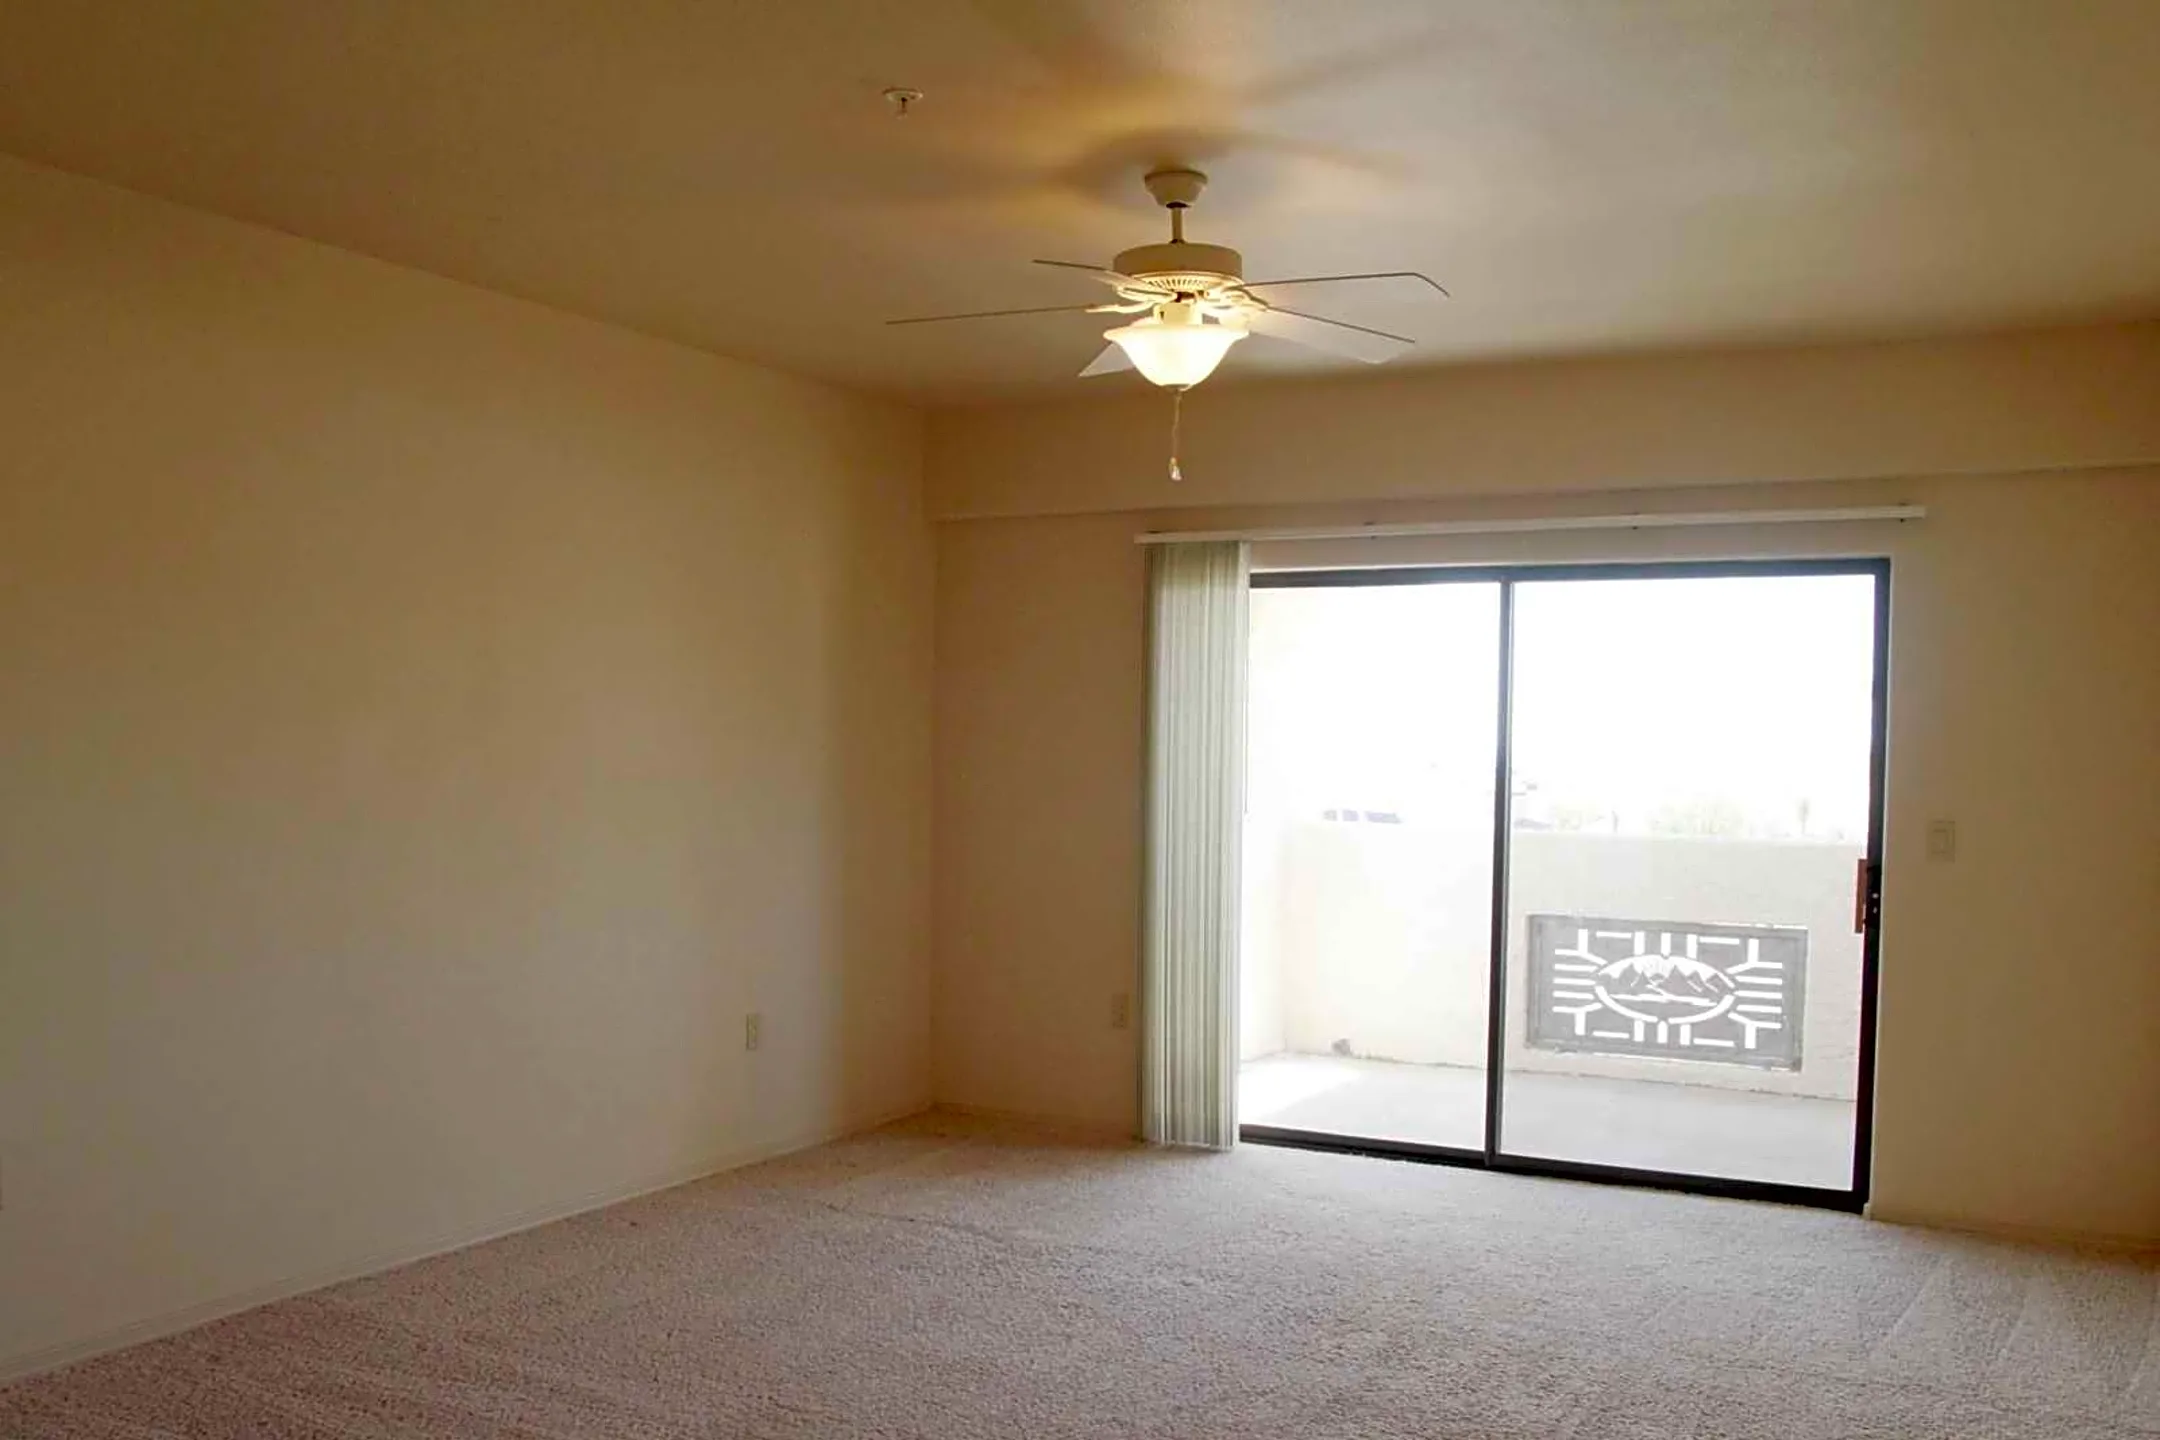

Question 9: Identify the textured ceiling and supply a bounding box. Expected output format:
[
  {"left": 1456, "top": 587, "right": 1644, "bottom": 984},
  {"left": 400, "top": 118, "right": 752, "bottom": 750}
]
[{"left": 3, "top": 0, "right": 2157, "bottom": 402}]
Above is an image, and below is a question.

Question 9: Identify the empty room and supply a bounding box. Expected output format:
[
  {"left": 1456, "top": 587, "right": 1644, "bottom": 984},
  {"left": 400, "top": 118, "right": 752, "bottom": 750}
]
[{"left": 3, "top": 2, "right": 2157, "bottom": 1437}]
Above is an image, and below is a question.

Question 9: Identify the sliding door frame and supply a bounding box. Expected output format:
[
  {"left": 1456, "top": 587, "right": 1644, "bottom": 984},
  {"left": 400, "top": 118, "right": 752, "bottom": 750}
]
[{"left": 1240, "top": 557, "right": 1891, "bottom": 1213}]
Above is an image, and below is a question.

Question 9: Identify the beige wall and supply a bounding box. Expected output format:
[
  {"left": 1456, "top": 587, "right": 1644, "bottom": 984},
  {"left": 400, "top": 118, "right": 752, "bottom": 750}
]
[
  {"left": 0, "top": 157, "right": 935, "bottom": 1375},
  {"left": 931, "top": 449, "right": 2160, "bottom": 1244},
  {"left": 931, "top": 512, "right": 1147, "bottom": 1126},
  {"left": 926, "top": 322, "right": 2160, "bottom": 521}
]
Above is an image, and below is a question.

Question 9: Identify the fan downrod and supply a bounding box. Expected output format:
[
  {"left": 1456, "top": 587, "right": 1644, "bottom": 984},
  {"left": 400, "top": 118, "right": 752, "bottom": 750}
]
[{"left": 1117, "top": 167, "right": 1240, "bottom": 283}]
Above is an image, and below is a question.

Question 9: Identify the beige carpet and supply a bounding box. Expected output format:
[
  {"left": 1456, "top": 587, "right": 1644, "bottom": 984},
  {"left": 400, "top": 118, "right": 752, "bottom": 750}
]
[{"left": 5, "top": 1112, "right": 2157, "bottom": 1439}]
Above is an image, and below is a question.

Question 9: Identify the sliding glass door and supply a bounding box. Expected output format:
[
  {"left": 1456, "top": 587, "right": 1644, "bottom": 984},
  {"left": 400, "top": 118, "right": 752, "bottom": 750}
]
[
  {"left": 1238, "top": 581, "right": 1500, "bottom": 1152},
  {"left": 1236, "top": 560, "right": 1887, "bottom": 1208},
  {"left": 1498, "top": 572, "right": 1881, "bottom": 1192}
]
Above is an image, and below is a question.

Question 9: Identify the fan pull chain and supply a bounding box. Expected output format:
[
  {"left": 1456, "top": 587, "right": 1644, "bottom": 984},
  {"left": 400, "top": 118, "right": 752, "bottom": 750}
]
[{"left": 1168, "top": 386, "right": 1185, "bottom": 482}]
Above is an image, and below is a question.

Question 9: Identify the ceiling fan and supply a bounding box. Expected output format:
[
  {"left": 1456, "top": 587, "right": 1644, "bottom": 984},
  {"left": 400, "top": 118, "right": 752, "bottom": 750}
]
[{"left": 888, "top": 166, "right": 1448, "bottom": 393}]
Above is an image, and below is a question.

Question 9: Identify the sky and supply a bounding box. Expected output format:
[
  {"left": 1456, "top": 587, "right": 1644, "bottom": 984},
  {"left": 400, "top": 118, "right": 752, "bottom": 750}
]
[{"left": 1247, "top": 573, "right": 1878, "bottom": 843}]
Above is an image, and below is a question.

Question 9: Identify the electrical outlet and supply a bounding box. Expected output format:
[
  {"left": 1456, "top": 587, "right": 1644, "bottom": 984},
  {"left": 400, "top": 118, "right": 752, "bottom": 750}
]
[
  {"left": 1109, "top": 992, "right": 1132, "bottom": 1031},
  {"left": 1926, "top": 818, "right": 1957, "bottom": 861},
  {"left": 744, "top": 1012, "right": 762, "bottom": 1052}
]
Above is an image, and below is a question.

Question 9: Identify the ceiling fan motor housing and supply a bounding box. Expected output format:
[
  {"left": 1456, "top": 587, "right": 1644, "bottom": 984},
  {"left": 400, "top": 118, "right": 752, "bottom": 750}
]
[{"left": 1112, "top": 241, "right": 1244, "bottom": 294}]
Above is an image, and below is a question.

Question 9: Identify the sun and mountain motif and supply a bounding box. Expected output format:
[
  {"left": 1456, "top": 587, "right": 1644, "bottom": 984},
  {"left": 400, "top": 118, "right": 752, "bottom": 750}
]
[
  {"left": 1526, "top": 916, "right": 1807, "bottom": 1069},
  {"left": 1594, "top": 952, "right": 1736, "bottom": 1007}
]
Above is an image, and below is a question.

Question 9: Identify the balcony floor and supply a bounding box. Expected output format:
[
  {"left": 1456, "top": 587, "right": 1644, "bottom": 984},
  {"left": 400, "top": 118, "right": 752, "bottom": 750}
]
[{"left": 1240, "top": 1052, "right": 1856, "bottom": 1191}]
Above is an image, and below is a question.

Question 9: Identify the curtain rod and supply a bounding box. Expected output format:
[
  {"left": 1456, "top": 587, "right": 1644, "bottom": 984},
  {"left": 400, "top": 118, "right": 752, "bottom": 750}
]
[{"left": 1132, "top": 505, "right": 1926, "bottom": 545}]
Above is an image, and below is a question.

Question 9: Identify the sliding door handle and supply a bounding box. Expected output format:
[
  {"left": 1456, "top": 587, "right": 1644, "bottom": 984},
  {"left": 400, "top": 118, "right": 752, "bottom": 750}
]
[{"left": 1852, "top": 858, "right": 1876, "bottom": 935}]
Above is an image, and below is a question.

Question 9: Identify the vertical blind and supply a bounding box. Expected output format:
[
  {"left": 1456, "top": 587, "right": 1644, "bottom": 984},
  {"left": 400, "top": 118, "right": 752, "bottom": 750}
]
[{"left": 1141, "top": 541, "right": 1249, "bottom": 1148}]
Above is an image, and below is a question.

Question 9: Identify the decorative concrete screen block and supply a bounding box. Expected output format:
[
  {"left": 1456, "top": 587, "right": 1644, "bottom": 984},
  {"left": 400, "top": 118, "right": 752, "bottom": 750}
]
[{"left": 1526, "top": 915, "right": 1807, "bottom": 1069}]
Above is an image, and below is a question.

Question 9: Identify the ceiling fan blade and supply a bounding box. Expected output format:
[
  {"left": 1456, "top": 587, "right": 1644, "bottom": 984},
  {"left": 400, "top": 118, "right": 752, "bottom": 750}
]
[
  {"left": 1245, "top": 306, "right": 1415, "bottom": 364},
  {"left": 1241, "top": 270, "right": 1450, "bottom": 298},
  {"left": 886, "top": 302, "right": 1110, "bottom": 327},
  {"left": 1079, "top": 344, "right": 1134, "bottom": 378},
  {"left": 1033, "top": 259, "right": 1136, "bottom": 288}
]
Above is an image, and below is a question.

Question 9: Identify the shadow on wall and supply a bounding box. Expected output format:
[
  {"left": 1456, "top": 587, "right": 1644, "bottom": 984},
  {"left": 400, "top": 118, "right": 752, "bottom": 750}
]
[{"left": 802, "top": 420, "right": 937, "bottom": 1138}]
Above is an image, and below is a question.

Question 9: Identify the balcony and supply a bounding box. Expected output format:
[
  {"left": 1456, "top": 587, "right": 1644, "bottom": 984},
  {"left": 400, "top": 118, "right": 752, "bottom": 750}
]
[{"left": 1239, "top": 819, "right": 1865, "bottom": 1190}]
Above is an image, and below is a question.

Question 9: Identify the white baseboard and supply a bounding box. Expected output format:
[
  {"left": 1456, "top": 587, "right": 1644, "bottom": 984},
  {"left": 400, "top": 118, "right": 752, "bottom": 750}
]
[
  {"left": 930, "top": 1101, "right": 1139, "bottom": 1141},
  {"left": 0, "top": 1101, "right": 931, "bottom": 1387},
  {"left": 1867, "top": 1203, "right": 2160, "bottom": 1257}
]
